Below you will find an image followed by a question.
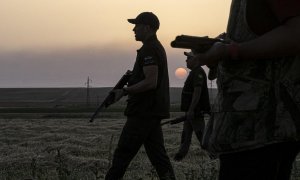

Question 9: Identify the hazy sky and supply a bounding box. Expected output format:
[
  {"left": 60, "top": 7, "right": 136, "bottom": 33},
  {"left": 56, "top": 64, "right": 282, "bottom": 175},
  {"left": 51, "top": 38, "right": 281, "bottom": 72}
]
[{"left": 0, "top": 0, "right": 231, "bottom": 87}]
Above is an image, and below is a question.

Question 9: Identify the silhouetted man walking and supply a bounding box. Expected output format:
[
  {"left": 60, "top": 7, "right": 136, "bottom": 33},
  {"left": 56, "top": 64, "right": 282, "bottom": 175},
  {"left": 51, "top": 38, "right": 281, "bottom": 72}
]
[
  {"left": 105, "top": 12, "right": 176, "bottom": 180},
  {"left": 174, "top": 51, "right": 210, "bottom": 161}
]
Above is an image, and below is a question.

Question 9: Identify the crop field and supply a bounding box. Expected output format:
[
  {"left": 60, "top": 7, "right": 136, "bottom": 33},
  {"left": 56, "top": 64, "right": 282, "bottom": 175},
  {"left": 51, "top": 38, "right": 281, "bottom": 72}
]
[
  {"left": 0, "top": 88, "right": 300, "bottom": 180},
  {"left": 0, "top": 112, "right": 219, "bottom": 180}
]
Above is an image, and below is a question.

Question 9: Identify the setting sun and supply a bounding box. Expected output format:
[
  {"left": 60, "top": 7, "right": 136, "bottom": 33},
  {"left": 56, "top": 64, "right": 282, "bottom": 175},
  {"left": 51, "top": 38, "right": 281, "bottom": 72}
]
[{"left": 175, "top": 68, "right": 188, "bottom": 80}]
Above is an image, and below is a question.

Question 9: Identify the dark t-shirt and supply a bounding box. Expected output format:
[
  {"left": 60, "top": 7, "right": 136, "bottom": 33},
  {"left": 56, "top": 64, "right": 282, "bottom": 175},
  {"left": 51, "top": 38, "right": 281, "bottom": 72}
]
[
  {"left": 124, "top": 35, "right": 170, "bottom": 118},
  {"left": 181, "top": 66, "right": 210, "bottom": 113}
]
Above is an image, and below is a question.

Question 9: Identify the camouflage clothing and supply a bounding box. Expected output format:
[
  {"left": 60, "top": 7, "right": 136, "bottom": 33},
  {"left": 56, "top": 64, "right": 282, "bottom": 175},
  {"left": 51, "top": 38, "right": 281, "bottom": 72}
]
[{"left": 203, "top": 0, "right": 300, "bottom": 156}]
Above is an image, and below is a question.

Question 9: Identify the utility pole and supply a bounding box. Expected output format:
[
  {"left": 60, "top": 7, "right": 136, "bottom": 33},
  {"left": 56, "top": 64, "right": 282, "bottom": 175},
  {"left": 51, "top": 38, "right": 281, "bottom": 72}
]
[{"left": 85, "top": 76, "right": 92, "bottom": 107}]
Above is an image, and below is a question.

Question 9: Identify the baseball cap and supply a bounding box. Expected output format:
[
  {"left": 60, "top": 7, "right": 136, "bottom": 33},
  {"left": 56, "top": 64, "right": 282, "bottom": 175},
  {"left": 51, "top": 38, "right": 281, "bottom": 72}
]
[{"left": 128, "top": 12, "right": 160, "bottom": 30}]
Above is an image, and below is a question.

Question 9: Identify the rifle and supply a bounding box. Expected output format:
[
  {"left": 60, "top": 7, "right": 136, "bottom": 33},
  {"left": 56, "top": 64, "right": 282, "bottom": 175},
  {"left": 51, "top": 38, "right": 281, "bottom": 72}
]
[
  {"left": 89, "top": 70, "right": 132, "bottom": 122},
  {"left": 160, "top": 116, "right": 186, "bottom": 126},
  {"left": 170, "top": 35, "right": 228, "bottom": 53}
]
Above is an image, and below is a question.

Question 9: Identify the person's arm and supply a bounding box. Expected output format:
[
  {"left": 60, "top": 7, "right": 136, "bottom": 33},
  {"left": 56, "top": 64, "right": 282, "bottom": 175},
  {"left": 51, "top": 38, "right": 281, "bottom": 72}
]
[
  {"left": 238, "top": 15, "right": 300, "bottom": 60},
  {"left": 112, "top": 65, "right": 158, "bottom": 102},
  {"left": 188, "top": 87, "right": 202, "bottom": 112},
  {"left": 188, "top": 87, "right": 201, "bottom": 111},
  {"left": 194, "top": 15, "right": 300, "bottom": 66},
  {"left": 186, "top": 87, "right": 201, "bottom": 121},
  {"left": 124, "top": 65, "right": 158, "bottom": 93}
]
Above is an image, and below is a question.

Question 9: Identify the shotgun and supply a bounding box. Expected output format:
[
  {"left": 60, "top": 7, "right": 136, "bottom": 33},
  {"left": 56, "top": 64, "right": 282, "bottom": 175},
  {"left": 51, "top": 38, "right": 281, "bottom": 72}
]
[
  {"left": 89, "top": 70, "right": 132, "bottom": 122},
  {"left": 161, "top": 116, "right": 186, "bottom": 126},
  {"left": 171, "top": 35, "right": 228, "bottom": 53}
]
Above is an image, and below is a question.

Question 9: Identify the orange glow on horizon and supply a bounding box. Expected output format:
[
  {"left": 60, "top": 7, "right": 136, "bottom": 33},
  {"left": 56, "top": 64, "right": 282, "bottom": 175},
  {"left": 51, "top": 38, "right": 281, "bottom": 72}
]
[{"left": 0, "top": 0, "right": 231, "bottom": 51}]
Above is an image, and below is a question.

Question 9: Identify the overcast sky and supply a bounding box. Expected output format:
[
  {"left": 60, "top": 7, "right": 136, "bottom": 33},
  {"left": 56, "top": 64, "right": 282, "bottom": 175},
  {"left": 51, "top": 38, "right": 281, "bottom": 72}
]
[{"left": 0, "top": 0, "right": 231, "bottom": 87}]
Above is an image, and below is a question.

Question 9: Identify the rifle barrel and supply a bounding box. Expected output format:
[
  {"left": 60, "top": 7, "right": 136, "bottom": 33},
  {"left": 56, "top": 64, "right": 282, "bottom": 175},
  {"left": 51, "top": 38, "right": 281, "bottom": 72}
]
[{"left": 89, "top": 103, "right": 106, "bottom": 122}]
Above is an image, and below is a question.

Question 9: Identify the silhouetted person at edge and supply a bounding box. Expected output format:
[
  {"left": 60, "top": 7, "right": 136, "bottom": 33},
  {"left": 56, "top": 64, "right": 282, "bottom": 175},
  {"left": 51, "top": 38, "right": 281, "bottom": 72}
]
[
  {"left": 174, "top": 51, "right": 210, "bottom": 161},
  {"left": 194, "top": 0, "right": 300, "bottom": 179},
  {"left": 105, "top": 12, "right": 176, "bottom": 180}
]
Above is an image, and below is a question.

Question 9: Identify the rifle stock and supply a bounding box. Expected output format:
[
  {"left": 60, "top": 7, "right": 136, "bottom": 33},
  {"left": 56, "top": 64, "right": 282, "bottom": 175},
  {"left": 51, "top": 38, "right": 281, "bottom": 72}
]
[
  {"left": 171, "top": 35, "right": 228, "bottom": 53},
  {"left": 89, "top": 70, "right": 132, "bottom": 122}
]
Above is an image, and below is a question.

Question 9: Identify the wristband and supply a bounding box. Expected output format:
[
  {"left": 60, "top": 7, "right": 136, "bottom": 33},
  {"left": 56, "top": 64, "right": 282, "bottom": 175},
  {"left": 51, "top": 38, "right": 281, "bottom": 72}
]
[{"left": 227, "top": 43, "right": 239, "bottom": 60}]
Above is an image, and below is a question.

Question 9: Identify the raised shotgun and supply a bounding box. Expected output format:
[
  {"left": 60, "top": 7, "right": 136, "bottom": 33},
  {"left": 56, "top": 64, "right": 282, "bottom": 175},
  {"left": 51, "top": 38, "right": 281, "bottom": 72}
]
[{"left": 171, "top": 35, "right": 228, "bottom": 53}]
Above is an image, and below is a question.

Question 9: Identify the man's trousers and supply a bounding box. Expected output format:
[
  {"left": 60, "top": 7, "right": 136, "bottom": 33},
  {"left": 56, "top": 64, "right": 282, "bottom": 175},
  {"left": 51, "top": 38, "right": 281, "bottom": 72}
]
[{"left": 105, "top": 116, "right": 176, "bottom": 180}]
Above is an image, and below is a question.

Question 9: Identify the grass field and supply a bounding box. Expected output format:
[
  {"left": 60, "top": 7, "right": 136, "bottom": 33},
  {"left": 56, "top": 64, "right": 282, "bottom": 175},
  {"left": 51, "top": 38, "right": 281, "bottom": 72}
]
[
  {"left": 1, "top": 88, "right": 300, "bottom": 179},
  {"left": 0, "top": 88, "right": 218, "bottom": 179},
  {"left": 0, "top": 112, "right": 219, "bottom": 180}
]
